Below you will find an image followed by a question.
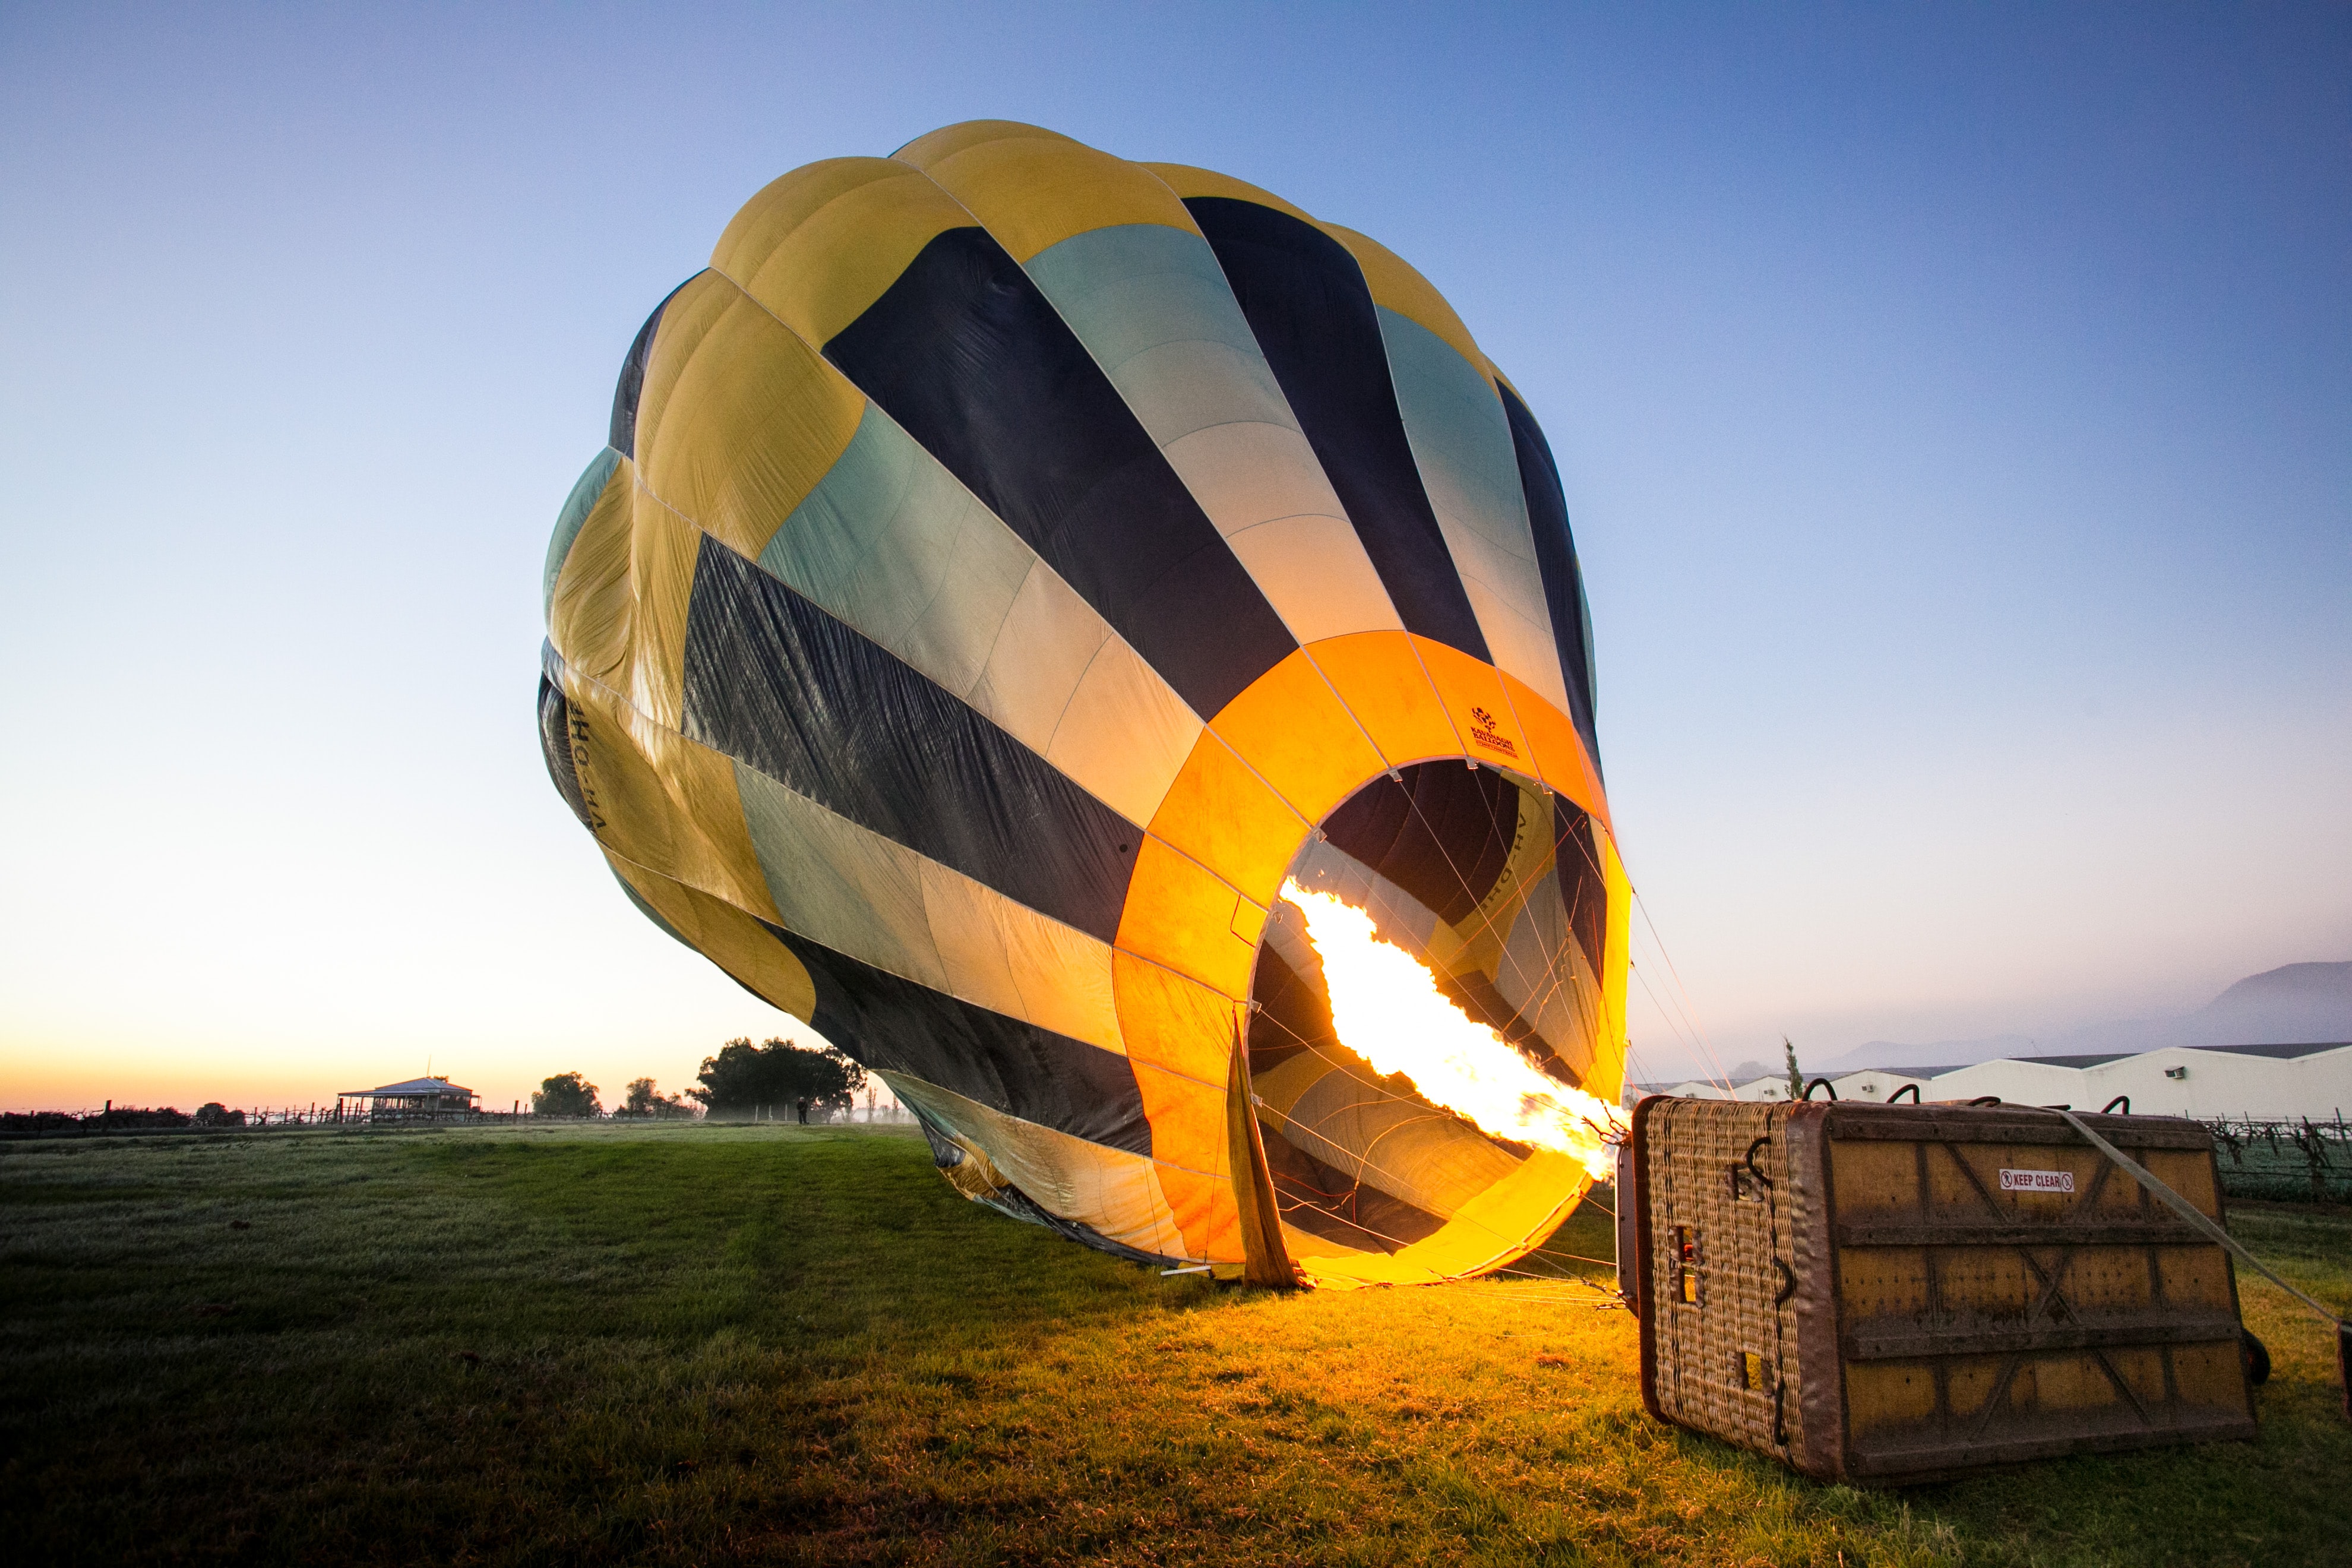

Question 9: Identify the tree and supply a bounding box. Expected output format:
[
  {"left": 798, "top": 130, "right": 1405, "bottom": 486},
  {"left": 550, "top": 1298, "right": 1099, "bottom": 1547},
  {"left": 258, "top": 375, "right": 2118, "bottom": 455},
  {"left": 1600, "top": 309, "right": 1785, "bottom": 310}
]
[
  {"left": 622, "top": 1076, "right": 697, "bottom": 1119},
  {"left": 689, "top": 1036, "right": 865, "bottom": 1119},
  {"left": 1783, "top": 1037, "right": 1804, "bottom": 1102},
  {"left": 533, "top": 1071, "right": 602, "bottom": 1118}
]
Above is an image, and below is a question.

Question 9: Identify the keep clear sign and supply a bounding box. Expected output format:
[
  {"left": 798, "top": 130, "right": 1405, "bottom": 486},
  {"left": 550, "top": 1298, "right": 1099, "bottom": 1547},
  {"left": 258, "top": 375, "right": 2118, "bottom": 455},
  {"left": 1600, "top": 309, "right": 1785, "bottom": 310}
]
[{"left": 2000, "top": 1168, "right": 2076, "bottom": 1194}]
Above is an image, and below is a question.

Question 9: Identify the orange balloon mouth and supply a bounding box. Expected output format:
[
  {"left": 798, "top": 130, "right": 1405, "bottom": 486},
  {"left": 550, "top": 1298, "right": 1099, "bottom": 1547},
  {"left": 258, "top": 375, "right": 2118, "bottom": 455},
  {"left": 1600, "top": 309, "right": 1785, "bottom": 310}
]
[{"left": 1231, "top": 758, "right": 1621, "bottom": 1286}]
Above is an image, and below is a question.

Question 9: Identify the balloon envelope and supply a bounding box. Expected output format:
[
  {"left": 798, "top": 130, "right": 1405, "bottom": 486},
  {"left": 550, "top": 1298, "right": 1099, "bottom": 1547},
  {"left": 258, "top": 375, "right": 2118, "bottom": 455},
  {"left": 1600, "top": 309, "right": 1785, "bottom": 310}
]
[{"left": 539, "top": 121, "right": 1629, "bottom": 1286}]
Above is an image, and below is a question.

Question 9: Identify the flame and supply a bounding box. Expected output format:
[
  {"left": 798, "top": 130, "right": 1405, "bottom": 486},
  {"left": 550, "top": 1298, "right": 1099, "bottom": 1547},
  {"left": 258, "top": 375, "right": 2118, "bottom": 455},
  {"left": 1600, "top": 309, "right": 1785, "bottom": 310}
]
[{"left": 1279, "top": 878, "right": 1622, "bottom": 1180}]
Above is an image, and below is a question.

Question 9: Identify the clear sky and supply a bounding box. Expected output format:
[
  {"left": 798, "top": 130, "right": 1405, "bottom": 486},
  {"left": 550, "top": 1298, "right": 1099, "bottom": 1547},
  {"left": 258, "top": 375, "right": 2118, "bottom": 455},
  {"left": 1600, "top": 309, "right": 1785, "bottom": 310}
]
[{"left": 3, "top": 3, "right": 2345, "bottom": 1109}]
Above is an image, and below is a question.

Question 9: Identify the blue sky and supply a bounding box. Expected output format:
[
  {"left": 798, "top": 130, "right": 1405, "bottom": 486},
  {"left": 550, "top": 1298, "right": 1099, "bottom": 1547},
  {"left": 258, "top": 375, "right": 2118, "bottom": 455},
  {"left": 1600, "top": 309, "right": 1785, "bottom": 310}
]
[{"left": 2, "top": 3, "right": 2345, "bottom": 1107}]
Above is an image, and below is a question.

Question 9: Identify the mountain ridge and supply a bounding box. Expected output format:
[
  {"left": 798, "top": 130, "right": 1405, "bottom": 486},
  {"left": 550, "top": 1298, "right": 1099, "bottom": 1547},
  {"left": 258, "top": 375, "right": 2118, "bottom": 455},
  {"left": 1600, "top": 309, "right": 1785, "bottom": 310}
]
[{"left": 1813, "top": 960, "right": 2352, "bottom": 1074}]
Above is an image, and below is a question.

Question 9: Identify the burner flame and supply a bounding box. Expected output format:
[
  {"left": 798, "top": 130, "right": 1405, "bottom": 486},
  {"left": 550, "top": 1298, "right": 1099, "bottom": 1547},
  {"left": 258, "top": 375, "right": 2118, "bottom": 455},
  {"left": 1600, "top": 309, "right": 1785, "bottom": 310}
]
[{"left": 1279, "top": 878, "right": 1621, "bottom": 1180}]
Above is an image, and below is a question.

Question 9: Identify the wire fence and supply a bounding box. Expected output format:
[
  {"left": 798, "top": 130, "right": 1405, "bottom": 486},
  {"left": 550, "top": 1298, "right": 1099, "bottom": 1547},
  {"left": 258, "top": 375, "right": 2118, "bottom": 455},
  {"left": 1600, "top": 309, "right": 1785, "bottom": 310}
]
[
  {"left": 2205, "top": 1115, "right": 2352, "bottom": 1205},
  {"left": 1, "top": 1105, "right": 347, "bottom": 1134},
  {"left": 10, "top": 1101, "right": 2345, "bottom": 1208},
  {"left": 0, "top": 1102, "right": 917, "bottom": 1137}
]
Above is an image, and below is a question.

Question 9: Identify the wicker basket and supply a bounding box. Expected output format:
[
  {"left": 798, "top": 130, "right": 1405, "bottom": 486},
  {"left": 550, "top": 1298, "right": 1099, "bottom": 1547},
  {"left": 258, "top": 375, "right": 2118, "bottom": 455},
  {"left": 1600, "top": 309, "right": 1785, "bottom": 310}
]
[{"left": 1629, "top": 1096, "right": 2259, "bottom": 1482}]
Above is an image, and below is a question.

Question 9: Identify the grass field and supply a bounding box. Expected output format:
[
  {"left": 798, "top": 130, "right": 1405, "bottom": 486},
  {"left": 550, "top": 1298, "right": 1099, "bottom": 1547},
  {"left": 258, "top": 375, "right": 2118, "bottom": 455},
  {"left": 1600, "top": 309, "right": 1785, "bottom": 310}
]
[{"left": 2, "top": 1123, "right": 2345, "bottom": 1566}]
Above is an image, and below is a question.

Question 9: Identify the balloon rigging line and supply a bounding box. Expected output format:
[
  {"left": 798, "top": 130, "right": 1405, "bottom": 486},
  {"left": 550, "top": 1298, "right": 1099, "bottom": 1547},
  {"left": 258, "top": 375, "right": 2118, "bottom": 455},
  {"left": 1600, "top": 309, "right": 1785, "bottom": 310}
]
[
  {"left": 1630, "top": 886, "right": 1734, "bottom": 1092},
  {"left": 1254, "top": 837, "right": 1620, "bottom": 1260},
  {"left": 1627, "top": 962, "right": 1703, "bottom": 1082},
  {"left": 1369, "top": 772, "right": 1607, "bottom": 1075},
  {"left": 1626, "top": 939, "right": 1716, "bottom": 1091},
  {"left": 1257, "top": 766, "right": 1625, "bottom": 1267},
  {"left": 1248, "top": 1010, "right": 1538, "bottom": 1247},
  {"left": 1382, "top": 767, "right": 1560, "bottom": 1013},
  {"left": 1501, "top": 1250, "right": 1616, "bottom": 1271},
  {"left": 1480, "top": 1283, "right": 1617, "bottom": 1300},
  {"left": 1248, "top": 1010, "right": 1589, "bottom": 1260},
  {"left": 1400, "top": 829, "right": 1552, "bottom": 1012},
  {"left": 1626, "top": 908, "right": 1716, "bottom": 1080},
  {"left": 1460, "top": 773, "right": 1599, "bottom": 1036},
  {"left": 1493, "top": 1249, "right": 1617, "bottom": 1279},
  {"left": 1378, "top": 760, "right": 1610, "bottom": 1079}
]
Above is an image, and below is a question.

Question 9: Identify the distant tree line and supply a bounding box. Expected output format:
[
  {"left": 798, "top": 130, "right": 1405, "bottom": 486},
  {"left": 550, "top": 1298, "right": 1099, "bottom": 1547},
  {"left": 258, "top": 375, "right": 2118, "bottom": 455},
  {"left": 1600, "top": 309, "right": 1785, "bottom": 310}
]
[
  {"left": 0, "top": 1103, "right": 271, "bottom": 1133},
  {"left": 622, "top": 1076, "right": 696, "bottom": 1118},
  {"left": 690, "top": 1037, "right": 865, "bottom": 1121},
  {"left": 531, "top": 1072, "right": 602, "bottom": 1118},
  {"left": 0, "top": 1042, "right": 881, "bottom": 1136},
  {"left": 0, "top": 1106, "right": 197, "bottom": 1131},
  {"left": 525, "top": 1038, "right": 865, "bottom": 1123}
]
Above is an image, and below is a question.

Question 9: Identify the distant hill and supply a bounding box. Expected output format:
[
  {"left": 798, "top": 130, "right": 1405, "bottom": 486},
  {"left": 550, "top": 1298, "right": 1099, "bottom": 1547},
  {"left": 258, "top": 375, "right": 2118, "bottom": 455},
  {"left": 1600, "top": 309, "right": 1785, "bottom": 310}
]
[
  {"left": 2204, "top": 962, "right": 2352, "bottom": 1033},
  {"left": 1817, "top": 960, "right": 2352, "bottom": 1073}
]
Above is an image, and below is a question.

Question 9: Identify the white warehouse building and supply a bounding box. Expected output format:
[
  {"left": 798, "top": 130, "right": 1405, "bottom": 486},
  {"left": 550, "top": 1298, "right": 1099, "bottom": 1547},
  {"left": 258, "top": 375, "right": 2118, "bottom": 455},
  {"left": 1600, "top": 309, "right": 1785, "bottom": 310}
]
[{"left": 1648, "top": 1041, "right": 2351, "bottom": 1122}]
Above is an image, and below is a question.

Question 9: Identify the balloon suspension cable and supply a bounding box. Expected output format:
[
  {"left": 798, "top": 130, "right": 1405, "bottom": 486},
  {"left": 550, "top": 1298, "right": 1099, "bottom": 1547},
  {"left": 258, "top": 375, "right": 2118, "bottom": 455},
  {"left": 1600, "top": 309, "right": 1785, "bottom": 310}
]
[
  {"left": 1530, "top": 808, "right": 1719, "bottom": 1098},
  {"left": 1626, "top": 882, "right": 1735, "bottom": 1094},
  {"left": 1252, "top": 772, "right": 1630, "bottom": 1269}
]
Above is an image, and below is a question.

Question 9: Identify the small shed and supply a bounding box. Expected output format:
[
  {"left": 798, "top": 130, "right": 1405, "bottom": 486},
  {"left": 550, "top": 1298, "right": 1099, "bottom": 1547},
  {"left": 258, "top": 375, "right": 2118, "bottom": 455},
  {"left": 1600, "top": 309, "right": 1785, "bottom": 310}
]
[{"left": 337, "top": 1076, "right": 478, "bottom": 1123}]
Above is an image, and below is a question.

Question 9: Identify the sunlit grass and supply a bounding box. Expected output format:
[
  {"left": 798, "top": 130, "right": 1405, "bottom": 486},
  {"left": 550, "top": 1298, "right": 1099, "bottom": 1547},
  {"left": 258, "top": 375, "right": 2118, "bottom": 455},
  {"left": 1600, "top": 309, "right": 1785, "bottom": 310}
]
[{"left": 1, "top": 1123, "right": 2344, "bottom": 1565}]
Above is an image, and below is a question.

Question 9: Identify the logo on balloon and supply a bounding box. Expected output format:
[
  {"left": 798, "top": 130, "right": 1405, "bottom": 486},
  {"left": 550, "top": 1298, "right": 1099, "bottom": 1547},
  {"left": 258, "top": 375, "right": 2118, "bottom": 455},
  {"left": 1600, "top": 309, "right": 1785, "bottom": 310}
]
[{"left": 1466, "top": 706, "right": 1519, "bottom": 761}]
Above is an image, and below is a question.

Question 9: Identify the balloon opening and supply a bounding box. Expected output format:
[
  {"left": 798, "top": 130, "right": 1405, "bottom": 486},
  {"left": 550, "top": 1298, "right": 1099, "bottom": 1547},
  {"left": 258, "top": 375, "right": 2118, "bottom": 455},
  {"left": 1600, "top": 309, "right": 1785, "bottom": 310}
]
[
  {"left": 1279, "top": 880, "right": 1623, "bottom": 1178},
  {"left": 1247, "top": 761, "right": 1619, "bottom": 1281}
]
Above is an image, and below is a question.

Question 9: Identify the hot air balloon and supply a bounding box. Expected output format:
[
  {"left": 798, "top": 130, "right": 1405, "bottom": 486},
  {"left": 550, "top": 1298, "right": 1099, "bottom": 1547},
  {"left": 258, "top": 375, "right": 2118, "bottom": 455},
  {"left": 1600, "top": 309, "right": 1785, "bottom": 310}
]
[{"left": 539, "top": 121, "right": 1629, "bottom": 1287}]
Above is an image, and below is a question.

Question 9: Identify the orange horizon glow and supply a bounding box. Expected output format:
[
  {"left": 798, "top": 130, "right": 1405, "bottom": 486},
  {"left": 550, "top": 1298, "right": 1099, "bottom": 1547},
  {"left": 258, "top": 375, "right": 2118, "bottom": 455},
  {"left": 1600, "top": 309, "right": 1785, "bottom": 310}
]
[{"left": 0, "top": 1024, "right": 853, "bottom": 1121}]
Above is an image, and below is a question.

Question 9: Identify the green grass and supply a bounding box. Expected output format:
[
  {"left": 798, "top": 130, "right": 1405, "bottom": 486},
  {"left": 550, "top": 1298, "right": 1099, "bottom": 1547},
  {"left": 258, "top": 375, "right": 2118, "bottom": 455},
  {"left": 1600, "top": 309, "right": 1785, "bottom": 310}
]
[{"left": 2, "top": 1123, "right": 2345, "bottom": 1566}]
